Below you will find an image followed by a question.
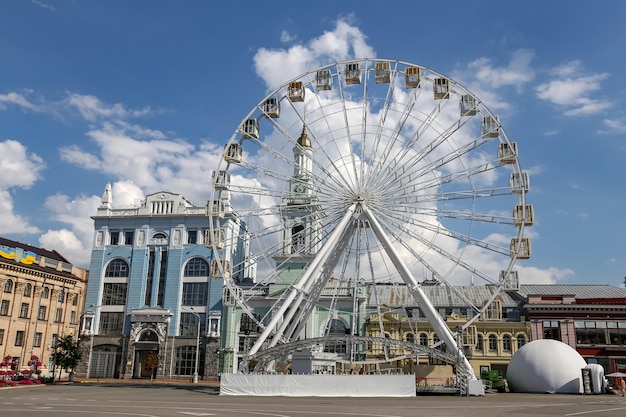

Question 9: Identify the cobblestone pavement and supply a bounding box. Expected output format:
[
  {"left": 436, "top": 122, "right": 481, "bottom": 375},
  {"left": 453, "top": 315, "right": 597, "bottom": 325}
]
[{"left": 1, "top": 382, "right": 625, "bottom": 417}]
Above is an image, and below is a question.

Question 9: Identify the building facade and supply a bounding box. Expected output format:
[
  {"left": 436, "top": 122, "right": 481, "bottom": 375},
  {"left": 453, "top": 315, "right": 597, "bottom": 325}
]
[
  {"left": 521, "top": 284, "right": 626, "bottom": 375},
  {"left": 78, "top": 186, "right": 250, "bottom": 380},
  {"left": 0, "top": 237, "right": 88, "bottom": 375},
  {"left": 364, "top": 284, "right": 530, "bottom": 381}
]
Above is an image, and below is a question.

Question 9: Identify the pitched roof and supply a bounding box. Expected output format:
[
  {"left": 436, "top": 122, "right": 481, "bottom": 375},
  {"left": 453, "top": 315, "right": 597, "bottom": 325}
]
[
  {"left": 0, "top": 236, "right": 70, "bottom": 263},
  {"left": 367, "top": 284, "right": 522, "bottom": 308},
  {"left": 518, "top": 284, "right": 626, "bottom": 300}
]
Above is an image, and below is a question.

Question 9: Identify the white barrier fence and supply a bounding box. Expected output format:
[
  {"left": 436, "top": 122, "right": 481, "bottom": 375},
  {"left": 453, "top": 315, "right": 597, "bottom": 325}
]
[{"left": 220, "top": 373, "right": 416, "bottom": 397}]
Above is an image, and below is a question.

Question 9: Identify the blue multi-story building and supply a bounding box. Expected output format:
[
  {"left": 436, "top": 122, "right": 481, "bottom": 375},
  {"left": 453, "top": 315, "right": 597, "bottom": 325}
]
[{"left": 78, "top": 185, "right": 251, "bottom": 380}]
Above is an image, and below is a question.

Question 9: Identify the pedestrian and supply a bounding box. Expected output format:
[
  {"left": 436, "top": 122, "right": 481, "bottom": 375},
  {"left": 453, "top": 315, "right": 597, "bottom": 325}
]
[
  {"left": 620, "top": 377, "right": 626, "bottom": 397},
  {"left": 358, "top": 367, "right": 364, "bottom": 375}
]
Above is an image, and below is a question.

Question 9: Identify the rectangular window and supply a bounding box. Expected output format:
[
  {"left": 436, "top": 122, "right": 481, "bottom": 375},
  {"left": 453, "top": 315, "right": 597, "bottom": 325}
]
[
  {"left": 15, "top": 330, "right": 25, "bottom": 346},
  {"left": 182, "top": 282, "right": 208, "bottom": 306},
  {"left": 124, "top": 230, "right": 134, "bottom": 246},
  {"left": 99, "top": 312, "right": 125, "bottom": 335},
  {"left": 0, "top": 328, "right": 4, "bottom": 345},
  {"left": 0, "top": 300, "right": 9, "bottom": 315},
  {"left": 33, "top": 332, "right": 42, "bottom": 347},
  {"left": 157, "top": 250, "right": 168, "bottom": 307},
  {"left": 209, "top": 317, "right": 220, "bottom": 336},
  {"left": 187, "top": 230, "right": 198, "bottom": 244},
  {"left": 102, "top": 283, "right": 128, "bottom": 306},
  {"left": 543, "top": 320, "right": 560, "bottom": 340},
  {"left": 179, "top": 312, "right": 206, "bottom": 336},
  {"left": 51, "top": 333, "right": 58, "bottom": 348},
  {"left": 145, "top": 249, "right": 155, "bottom": 306},
  {"left": 55, "top": 307, "right": 63, "bottom": 323},
  {"left": 174, "top": 345, "right": 204, "bottom": 376},
  {"left": 38, "top": 305, "right": 47, "bottom": 320},
  {"left": 70, "top": 310, "right": 76, "bottom": 324},
  {"left": 575, "top": 321, "right": 608, "bottom": 344},
  {"left": 110, "top": 230, "right": 120, "bottom": 245},
  {"left": 19, "top": 302, "right": 29, "bottom": 318}
]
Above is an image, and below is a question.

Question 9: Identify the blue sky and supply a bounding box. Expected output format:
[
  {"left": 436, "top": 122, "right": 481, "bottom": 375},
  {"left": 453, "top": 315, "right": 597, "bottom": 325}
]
[{"left": 1, "top": 0, "right": 625, "bottom": 288}]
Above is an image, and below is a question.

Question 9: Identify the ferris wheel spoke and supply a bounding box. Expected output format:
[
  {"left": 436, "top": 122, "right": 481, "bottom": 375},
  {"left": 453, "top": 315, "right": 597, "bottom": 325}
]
[
  {"left": 399, "top": 206, "right": 515, "bottom": 226},
  {"left": 379, "top": 215, "right": 499, "bottom": 285},
  {"left": 374, "top": 201, "right": 511, "bottom": 254},
  {"left": 335, "top": 68, "right": 362, "bottom": 191}
]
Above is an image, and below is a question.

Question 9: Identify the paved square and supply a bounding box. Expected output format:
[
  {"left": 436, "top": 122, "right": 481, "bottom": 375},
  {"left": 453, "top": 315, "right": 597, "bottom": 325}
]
[{"left": 1, "top": 383, "right": 625, "bottom": 417}]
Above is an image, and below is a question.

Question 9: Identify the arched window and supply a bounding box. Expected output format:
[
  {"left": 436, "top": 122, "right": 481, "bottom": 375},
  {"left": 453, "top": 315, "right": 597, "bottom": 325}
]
[
  {"left": 502, "top": 334, "right": 512, "bottom": 351},
  {"left": 418, "top": 333, "right": 428, "bottom": 346},
  {"left": 105, "top": 259, "right": 129, "bottom": 277},
  {"left": 291, "top": 224, "right": 305, "bottom": 253},
  {"left": 139, "top": 330, "right": 158, "bottom": 342},
  {"left": 184, "top": 258, "right": 209, "bottom": 277},
  {"left": 476, "top": 334, "right": 483, "bottom": 350},
  {"left": 488, "top": 334, "right": 497, "bottom": 351},
  {"left": 406, "top": 333, "right": 415, "bottom": 344},
  {"left": 3, "top": 279, "right": 13, "bottom": 293},
  {"left": 516, "top": 334, "right": 526, "bottom": 348},
  {"left": 324, "top": 319, "right": 347, "bottom": 354},
  {"left": 152, "top": 232, "right": 168, "bottom": 245},
  {"left": 23, "top": 283, "right": 32, "bottom": 297},
  {"left": 42, "top": 286, "right": 50, "bottom": 299}
]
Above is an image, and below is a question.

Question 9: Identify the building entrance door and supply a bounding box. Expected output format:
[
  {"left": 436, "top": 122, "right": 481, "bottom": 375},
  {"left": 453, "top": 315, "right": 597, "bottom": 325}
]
[{"left": 140, "top": 351, "right": 158, "bottom": 378}]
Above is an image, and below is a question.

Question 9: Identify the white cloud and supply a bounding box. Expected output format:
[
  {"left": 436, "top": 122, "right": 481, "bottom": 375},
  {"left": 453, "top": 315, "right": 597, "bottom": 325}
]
[
  {"left": 110, "top": 180, "right": 145, "bottom": 208},
  {"left": 517, "top": 265, "right": 575, "bottom": 285},
  {"left": 535, "top": 60, "right": 611, "bottom": 116},
  {"left": 65, "top": 93, "right": 152, "bottom": 121},
  {"left": 253, "top": 17, "right": 375, "bottom": 91},
  {"left": 40, "top": 193, "right": 102, "bottom": 267},
  {"left": 0, "top": 91, "right": 41, "bottom": 112},
  {"left": 280, "top": 30, "right": 296, "bottom": 43},
  {"left": 468, "top": 49, "right": 535, "bottom": 90},
  {"left": 0, "top": 190, "right": 39, "bottom": 234},
  {"left": 599, "top": 118, "right": 626, "bottom": 134},
  {"left": 39, "top": 229, "right": 88, "bottom": 265},
  {"left": 0, "top": 140, "right": 45, "bottom": 189},
  {"left": 452, "top": 49, "right": 536, "bottom": 113},
  {"left": 60, "top": 122, "right": 221, "bottom": 206},
  {"left": 37, "top": 181, "right": 146, "bottom": 267},
  {"left": 0, "top": 140, "right": 45, "bottom": 235},
  {"left": 32, "top": 0, "right": 55, "bottom": 11}
]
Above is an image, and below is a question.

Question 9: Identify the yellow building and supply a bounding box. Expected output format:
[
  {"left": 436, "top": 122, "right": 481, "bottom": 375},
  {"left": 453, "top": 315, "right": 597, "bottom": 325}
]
[
  {"left": 364, "top": 284, "right": 531, "bottom": 383},
  {"left": 0, "top": 237, "right": 88, "bottom": 375}
]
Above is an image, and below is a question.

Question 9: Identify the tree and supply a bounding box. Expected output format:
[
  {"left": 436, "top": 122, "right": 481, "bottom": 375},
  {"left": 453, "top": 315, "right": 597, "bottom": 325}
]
[{"left": 53, "top": 335, "right": 82, "bottom": 381}]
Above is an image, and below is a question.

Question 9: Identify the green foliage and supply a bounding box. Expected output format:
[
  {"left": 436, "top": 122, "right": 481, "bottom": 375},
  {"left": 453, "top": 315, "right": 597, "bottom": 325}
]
[{"left": 53, "top": 335, "right": 82, "bottom": 371}]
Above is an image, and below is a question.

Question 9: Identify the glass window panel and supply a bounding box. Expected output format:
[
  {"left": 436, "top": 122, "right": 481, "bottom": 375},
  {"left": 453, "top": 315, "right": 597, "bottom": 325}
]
[
  {"left": 182, "top": 282, "right": 208, "bottom": 306},
  {"left": 184, "top": 258, "right": 209, "bottom": 277},
  {"left": 99, "top": 312, "right": 125, "bottom": 335},
  {"left": 179, "top": 312, "right": 206, "bottom": 336},
  {"left": 105, "top": 259, "right": 129, "bottom": 277},
  {"left": 102, "top": 283, "right": 128, "bottom": 306}
]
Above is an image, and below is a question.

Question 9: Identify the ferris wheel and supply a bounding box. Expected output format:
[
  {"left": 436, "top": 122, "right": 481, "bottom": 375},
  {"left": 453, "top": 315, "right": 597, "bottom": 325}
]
[{"left": 208, "top": 59, "right": 532, "bottom": 375}]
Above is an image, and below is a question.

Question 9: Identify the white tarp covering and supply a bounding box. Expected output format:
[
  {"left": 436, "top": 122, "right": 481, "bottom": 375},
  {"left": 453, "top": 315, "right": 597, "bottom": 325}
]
[{"left": 220, "top": 374, "right": 416, "bottom": 397}]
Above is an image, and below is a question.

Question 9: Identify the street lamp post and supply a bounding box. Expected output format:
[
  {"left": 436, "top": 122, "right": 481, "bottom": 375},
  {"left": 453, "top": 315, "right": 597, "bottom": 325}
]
[{"left": 188, "top": 308, "right": 201, "bottom": 384}]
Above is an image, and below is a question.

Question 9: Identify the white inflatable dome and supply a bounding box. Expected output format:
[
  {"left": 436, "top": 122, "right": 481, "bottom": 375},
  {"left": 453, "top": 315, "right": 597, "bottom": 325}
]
[{"left": 506, "top": 339, "right": 587, "bottom": 394}]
